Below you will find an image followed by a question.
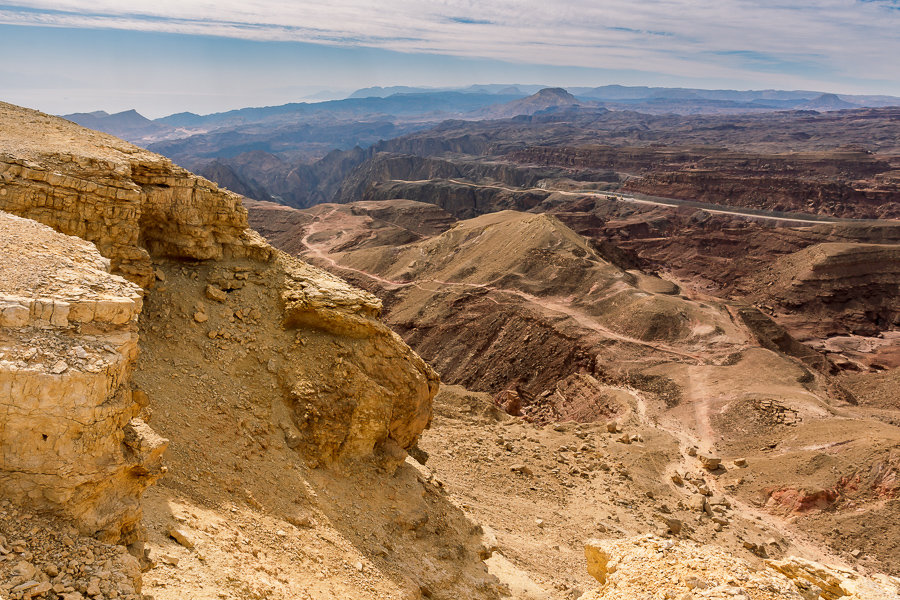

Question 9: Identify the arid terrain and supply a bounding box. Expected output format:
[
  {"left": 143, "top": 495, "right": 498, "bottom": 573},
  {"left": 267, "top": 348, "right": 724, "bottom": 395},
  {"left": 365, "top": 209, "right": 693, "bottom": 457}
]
[
  {"left": 0, "top": 93, "right": 898, "bottom": 600},
  {"left": 246, "top": 187, "right": 900, "bottom": 577}
]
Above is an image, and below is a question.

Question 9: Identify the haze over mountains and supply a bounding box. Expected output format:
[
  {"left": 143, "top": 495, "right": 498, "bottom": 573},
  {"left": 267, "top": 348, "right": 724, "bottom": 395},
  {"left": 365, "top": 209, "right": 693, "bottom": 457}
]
[
  {"left": 60, "top": 84, "right": 900, "bottom": 212},
  {"left": 64, "top": 83, "right": 900, "bottom": 149}
]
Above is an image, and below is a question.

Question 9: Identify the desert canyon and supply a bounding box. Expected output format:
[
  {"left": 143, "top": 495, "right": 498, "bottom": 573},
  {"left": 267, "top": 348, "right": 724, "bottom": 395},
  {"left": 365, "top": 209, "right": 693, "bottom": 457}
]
[{"left": 0, "top": 82, "right": 898, "bottom": 600}]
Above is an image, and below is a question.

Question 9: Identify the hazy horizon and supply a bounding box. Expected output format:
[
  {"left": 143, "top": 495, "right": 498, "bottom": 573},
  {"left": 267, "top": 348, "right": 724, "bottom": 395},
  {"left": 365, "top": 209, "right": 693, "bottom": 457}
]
[{"left": 2, "top": 1, "right": 899, "bottom": 118}]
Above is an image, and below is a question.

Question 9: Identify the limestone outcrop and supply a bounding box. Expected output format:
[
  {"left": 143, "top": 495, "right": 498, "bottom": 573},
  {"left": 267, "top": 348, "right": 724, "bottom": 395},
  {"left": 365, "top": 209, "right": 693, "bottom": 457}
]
[
  {"left": 279, "top": 257, "right": 438, "bottom": 464},
  {"left": 136, "top": 253, "right": 440, "bottom": 468},
  {"left": 581, "top": 536, "right": 804, "bottom": 599},
  {"left": 0, "top": 101, "right": 270, "bottom": 287},
  {"left": 0, "top": 211, "right": 167, "bottom": 544},
  {"left": 580, "top": 536, "right": 900, "bottom": 600},
  {"left": 768, "top": 557, "right": 900, "bottom": 600}
]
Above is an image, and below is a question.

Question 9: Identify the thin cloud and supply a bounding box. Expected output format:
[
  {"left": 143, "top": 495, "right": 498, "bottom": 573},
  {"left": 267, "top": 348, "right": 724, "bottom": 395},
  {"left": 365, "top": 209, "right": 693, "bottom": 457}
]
[{"left": 1, "top": 1, "right": 898, "bottom": 85}]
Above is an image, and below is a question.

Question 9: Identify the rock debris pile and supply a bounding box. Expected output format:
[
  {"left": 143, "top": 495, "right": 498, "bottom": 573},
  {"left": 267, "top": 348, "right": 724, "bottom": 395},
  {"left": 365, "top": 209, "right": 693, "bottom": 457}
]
[{"left": 0, "top": 502, "right": 143, "bottom": 600}]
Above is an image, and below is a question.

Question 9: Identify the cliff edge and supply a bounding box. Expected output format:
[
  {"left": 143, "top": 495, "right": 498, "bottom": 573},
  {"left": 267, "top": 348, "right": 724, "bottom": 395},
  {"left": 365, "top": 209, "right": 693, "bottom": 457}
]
[
  {"left": 0, "top": 101, "right": 269, "bottom": 287},
  {"left": 0, "top": 102, "right": 439, "bottom": 563}
]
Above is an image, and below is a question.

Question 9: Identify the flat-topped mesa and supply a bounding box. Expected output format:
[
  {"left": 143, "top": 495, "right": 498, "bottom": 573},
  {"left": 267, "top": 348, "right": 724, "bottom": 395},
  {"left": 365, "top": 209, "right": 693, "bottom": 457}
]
[
  {"left": 0, "top": 211, "right": 167, "bottom": 544},
  {"left": 0, "top": 101, "right": 270, "bottom": 287}
]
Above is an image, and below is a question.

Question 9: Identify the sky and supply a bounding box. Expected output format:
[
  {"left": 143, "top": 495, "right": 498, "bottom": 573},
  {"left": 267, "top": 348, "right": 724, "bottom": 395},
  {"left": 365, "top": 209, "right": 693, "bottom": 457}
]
[{"left": 1, "top": 0, "right": 899, "bottom": 118}]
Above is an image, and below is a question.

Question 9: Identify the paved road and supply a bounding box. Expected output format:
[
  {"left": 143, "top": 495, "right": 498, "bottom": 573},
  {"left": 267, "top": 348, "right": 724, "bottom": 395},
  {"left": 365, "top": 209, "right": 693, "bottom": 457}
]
[{"left": 390, "top": 178, "right": 855, "bottom": 225}]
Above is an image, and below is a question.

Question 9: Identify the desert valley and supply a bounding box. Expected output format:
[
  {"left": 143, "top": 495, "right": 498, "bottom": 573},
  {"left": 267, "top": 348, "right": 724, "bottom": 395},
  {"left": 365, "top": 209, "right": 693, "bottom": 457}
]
[{"left": 1, "top": 24, "right": 900, "bottom": 600}]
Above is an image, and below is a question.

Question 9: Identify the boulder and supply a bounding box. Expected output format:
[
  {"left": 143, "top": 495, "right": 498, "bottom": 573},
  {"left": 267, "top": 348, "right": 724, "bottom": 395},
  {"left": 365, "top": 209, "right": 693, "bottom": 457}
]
[
  {"left": 768, "top": 556, "right": 900, "bottom": 600},
  {"left": 699, "top": 455, "right": 722, "bottom": 470},
  {"left": 579, "top": 536, "right": 806, "bottom": 599}
]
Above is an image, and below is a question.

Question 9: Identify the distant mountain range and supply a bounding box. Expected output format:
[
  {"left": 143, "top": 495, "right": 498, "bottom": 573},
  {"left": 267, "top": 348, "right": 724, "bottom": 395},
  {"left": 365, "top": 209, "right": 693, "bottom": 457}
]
[
  {"left": 347, "top": 84, "right": 535, "bottom": 98},
  {"left": 346, "top": 83, "right": 900, "bottom": 106},
  {"left": 61, "top": 109, "right": 170, "bottom": 140},
  {"left": 63, "top": 84, "right": 900, "bottom": 147},
  {"left": 63, "top": 90, "right": 531, "bottom": 152},
  {"left": 476, "top": 87, "right": 598, "bottom": 119},
  {"left": 60, "top": 84, "right": 900, "bottom": 176}
]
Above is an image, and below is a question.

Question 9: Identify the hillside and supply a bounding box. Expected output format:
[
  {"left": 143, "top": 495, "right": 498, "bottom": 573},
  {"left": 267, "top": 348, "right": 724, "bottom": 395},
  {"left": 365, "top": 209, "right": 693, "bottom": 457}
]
[
  {"left": 249, "top": 198, "right": 900, "bottom": 584},
  {"left": 1, "top": 101, "right": 899, "bottom": 600},
  {"left": 0, "top": 102, "right": 507, "bottom": 600},
  {"left": 477, "top": 88, "right": 595, "bottom": 119}
]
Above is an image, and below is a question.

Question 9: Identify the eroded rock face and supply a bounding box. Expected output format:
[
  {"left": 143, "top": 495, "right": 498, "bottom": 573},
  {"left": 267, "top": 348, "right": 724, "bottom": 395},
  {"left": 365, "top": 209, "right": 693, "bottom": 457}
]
[
  {"left": 278, "top": 257, "right": 439, "bottom": 464},
  {"left": 0, "top": 211, "right": 167, "bottom": 544},
  {"left": 754, "top": 243, "right": 900, "bottom": 336},
  {"left": 0, "top": 101, "right": 439, "bottom": 525},
  {"left": 0, "top": 101, "right": 269, "bottom": 287}
]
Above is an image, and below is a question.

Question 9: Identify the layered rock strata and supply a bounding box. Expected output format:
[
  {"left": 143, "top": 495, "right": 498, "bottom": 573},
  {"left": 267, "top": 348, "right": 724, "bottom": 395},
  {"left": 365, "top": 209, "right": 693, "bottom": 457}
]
[
  {"left": 0, "top": 211, "right": 167, "bottom": 544},
  {"left": 0, "top": 101, "right": 268, "bottom": 287},
  {"left": 755, "top": 243, "right": 900, "bottom": 335},
  {"left": 0, "top": 102, "right": 440, "bottom": 545}
]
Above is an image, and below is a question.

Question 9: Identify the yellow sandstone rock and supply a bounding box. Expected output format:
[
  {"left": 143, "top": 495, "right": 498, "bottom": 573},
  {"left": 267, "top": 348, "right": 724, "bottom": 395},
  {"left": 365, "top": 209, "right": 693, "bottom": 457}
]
[
  {"left": 0, "top": 102, "right": 440, "bottom": 548},
  {"left": 0, "top": 101, "right": 270, "bottom": 287},
  {"left": 0, "top": 211, "right": 167, "bottom": 544}
]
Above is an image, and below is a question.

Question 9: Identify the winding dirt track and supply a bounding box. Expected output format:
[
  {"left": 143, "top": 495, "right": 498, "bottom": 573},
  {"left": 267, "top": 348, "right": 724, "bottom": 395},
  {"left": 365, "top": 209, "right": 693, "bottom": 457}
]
[
  {"left": 300, "top": 210, "right": 706, "bottom": 362},
  {"left": 300, "top": 205, "right": 860, "bottom": 575}
]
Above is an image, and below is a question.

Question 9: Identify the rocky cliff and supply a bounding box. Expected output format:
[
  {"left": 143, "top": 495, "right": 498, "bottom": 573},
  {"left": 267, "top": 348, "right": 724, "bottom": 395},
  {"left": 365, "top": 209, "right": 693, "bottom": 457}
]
[
  {"left": 359, "top": 179, "right": 550, "bottom": 219},
  {"left": 0, "top": 211, "right": 165, "bottom": 546},
  {"left": 752, "top": 242, "right": 900, "bottom": 336},
  {"left": 333, "top": 152, "right": 587, "bottom": 207},
  {"left": 508, "top": 144, "right": 899, "bottom": 219},
  {"left": 0, "top": 101, "right": 268, "bottom": 287},
  {"left": 624, "top": 170, "right": 900, "bottom": 220},
  {"left": 0, "top": 102, "right": 439, "bottom": 560}
]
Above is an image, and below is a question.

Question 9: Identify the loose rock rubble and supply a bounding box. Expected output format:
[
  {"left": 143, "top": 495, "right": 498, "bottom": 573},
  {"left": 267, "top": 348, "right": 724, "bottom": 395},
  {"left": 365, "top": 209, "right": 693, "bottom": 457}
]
[
  {"left": 579, "top": 535, "right": 900, "bottom": 600},
  {"left": 768, "top": 557, "right": 900, "bottom": 600},
  {"left": 0, "top": 502, "right": 142, "bottom": 600}
]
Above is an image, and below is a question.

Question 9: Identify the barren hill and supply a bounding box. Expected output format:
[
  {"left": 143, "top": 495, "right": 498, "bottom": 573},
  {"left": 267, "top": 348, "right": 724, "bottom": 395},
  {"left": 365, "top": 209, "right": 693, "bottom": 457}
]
[
  {"left": 249, "top": 198, "right": 900, "bottom": 582},
  {"left": 478, "top": 88, "right": 593, "bottom": 119}
]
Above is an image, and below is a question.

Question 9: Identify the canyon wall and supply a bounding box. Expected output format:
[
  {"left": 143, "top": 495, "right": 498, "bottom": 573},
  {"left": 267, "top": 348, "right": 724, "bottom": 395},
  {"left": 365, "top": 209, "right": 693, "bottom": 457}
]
[
  {"left": 753, "top": 242, "right": 900, "bottom": 335},
  {"left": 624, "top": 171, "right": 899, "bottom": 220}
]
